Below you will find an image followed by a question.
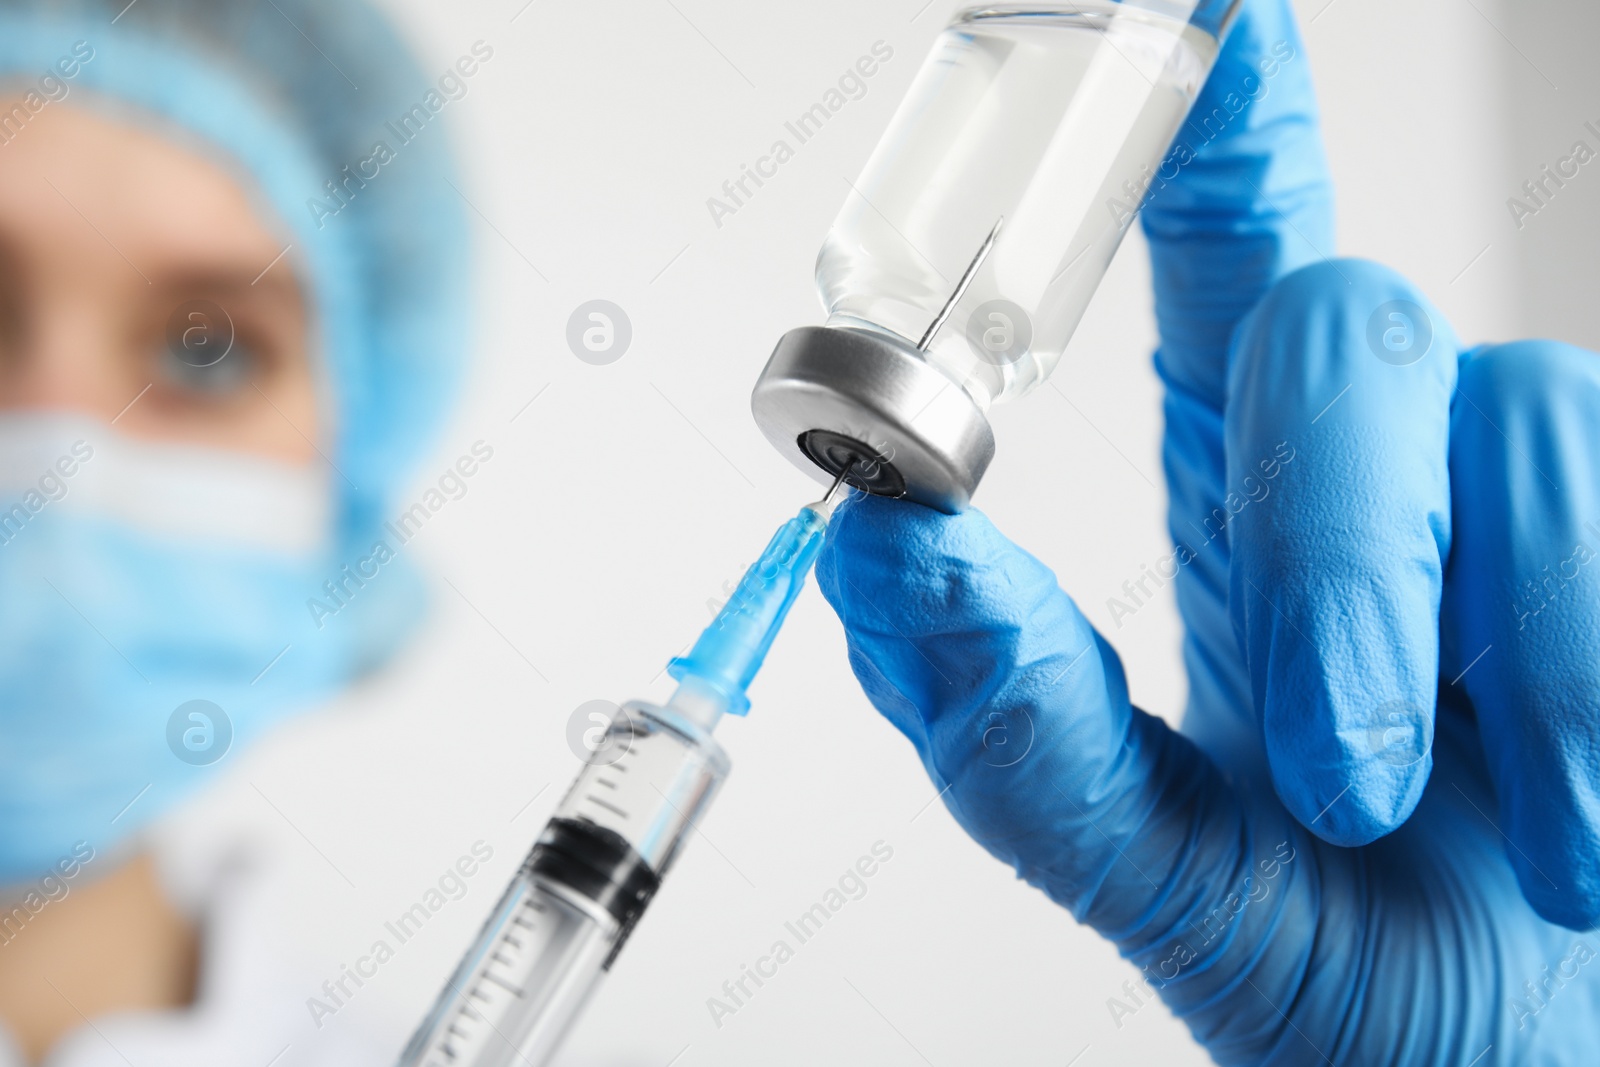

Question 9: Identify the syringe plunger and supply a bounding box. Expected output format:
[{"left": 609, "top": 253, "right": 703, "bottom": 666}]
[{"left": 396, "top": 500, "right": 835, "bottom": 1067}]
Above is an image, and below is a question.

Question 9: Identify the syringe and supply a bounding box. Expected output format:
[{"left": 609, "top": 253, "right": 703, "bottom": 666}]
[{"left": 396, "top": 479, "right": 848, "bottom": 1067}]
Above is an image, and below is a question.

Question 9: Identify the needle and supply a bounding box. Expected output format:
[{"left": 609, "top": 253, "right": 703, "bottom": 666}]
[
  {"left": 823, "top": 461, "right": 855, "bottom": 504},
  {"left": 917, "top": 215, "right": 1004, "bottom": 351}
]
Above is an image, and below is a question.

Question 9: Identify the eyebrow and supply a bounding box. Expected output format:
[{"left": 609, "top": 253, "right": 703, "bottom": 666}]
[{"left": 152, "top": 267, "right": 304, "bottom": 308}]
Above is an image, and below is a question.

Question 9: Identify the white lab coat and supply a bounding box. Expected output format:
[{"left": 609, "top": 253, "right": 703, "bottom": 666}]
[{"left": 0, "top": 842, "right": 396, "bottom": 1067}]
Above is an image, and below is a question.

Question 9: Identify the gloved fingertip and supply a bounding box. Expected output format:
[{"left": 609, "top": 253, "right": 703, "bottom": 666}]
[
  {"left": 816, "top": 493, "right": 1000, "bottom": 624},
  {"left": 1260, "top": 656, "right": 1438, "bottom": 848},
  {"left": 1228, "top": 257, "right": 1453, "bottom": 849},
  {"left": 821, "top": 493, "right": 1002, "bottom": 575},
  {"left": 817, "top": 490, "right": 894, "bottom": 586},
  {"left": 1272, "top": 749, "right": 1432, "bottom": 847},
  {"left": 1518, "top": 866, "right": 1600, "bottom": 933}
]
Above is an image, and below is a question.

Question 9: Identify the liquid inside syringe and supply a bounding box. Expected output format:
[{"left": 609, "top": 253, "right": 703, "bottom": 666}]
[{"left": 396, "top": 480, "right": 849, "bottom": 1067}]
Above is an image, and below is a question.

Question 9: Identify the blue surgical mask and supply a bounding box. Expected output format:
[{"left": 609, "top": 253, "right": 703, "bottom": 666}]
[
  {"left": 0, "top": 413, "right": 423, "bottom": 885},
  {"left": 0, "top": 1, "right": 472, "bottom": 888}
]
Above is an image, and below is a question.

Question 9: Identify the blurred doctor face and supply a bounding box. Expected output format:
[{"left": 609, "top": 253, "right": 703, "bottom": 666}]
[
  {"left": 0, "top": 96, "right": 318, "bottom": 458},
  {"left": 0, "top": 94, "right": 329, "bottom": 1062}
]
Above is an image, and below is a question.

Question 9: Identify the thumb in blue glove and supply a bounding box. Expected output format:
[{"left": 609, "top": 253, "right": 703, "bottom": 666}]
[
  {"left": 817, "top": 477, "right": 1600, "bottom": 1064},
  {"left": 818, "top": 0, "right": 1600, "bottom": 1056}
]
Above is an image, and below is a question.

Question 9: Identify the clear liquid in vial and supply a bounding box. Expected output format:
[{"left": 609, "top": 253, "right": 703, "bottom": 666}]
[{"left": 818, "top": 4, "right": 1218, "bottom": 407}]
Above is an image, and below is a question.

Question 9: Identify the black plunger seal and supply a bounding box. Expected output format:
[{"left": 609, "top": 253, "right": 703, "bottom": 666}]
[{"left": 527, "top": 817, "right": 661, "bottom": 970}]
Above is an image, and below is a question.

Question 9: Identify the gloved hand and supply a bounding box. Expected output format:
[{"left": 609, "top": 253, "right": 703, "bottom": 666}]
[{"left": 816, "top": 0, "right": 1600, "bottom": 1061}]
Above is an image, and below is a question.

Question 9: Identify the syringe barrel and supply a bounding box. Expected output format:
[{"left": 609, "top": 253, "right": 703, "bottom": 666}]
[{"left": 395, "top": 702, "right": 729, "bottom": 1067}]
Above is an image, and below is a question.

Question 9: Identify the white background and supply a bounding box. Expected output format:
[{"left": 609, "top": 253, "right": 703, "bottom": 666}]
[{"left": 168, "top": 1, "right": 1597, "bottom": 1064}]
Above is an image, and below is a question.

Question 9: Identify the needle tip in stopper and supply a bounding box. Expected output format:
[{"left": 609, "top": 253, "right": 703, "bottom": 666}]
[{"left": 809, "top": 461, "right": 855, "bottom": 519}]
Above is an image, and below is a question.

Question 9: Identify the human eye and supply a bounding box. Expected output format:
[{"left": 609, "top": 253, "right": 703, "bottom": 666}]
[
  {"left": 157, "top": 333, "right": 256, "bottom": 397},
  {"left": 150, "top": 298, "right": 268, "bottom": 403}
]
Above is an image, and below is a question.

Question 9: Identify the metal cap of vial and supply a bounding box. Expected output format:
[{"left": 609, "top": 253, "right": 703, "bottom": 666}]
[{"left": 750, "top": 325, "right": 994, "bottom": 514}]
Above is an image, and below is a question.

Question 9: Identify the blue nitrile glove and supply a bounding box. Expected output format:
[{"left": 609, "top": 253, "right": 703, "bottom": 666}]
[{"left": 816, "top": 0, "right": 1600, "bottom": 1061}]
